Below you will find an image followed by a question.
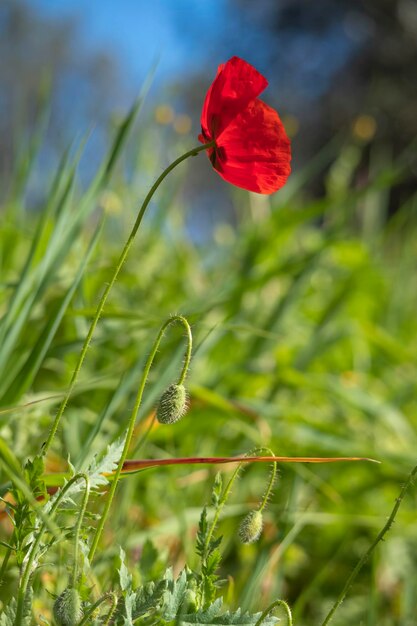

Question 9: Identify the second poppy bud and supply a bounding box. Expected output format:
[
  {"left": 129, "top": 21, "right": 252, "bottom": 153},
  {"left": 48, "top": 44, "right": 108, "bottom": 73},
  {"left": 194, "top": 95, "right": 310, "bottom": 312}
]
[{"left": 156, "top": 383, "right": 187, "bottom": 425}]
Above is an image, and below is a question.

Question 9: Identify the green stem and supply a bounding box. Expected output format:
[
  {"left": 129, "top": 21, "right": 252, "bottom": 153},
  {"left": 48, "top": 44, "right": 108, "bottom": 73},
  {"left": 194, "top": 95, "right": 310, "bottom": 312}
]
[
  {"left": 256, "top": 447, "right": 277, "bottom": 513},
  {"left": 204, "top": 447, "right": 276, "bottom": 555},
  {"left": 254, "top": 599, "right": 293, "bottom": 626},
  {"left": 88, "top": 315, "right": 192, "bottom": 562},
  {"left": 203, "top": 461, "right": 243, "bottom": 559},
  {"left": 101, "top": 593, "right": 118, "bottom": 626},
  {"left": 0, "top": 528, "right": 15, "bottom": 584},
  {"left": 320, "top": 464, "right": 417, "bottom": 626},
  {"left": 71, "top": 476, "right": 90, "bottom": 589},
  {"left": 178, "top": 316, "right": 193, "bottom": 385},
  {"left": 0, "top": 458, "right": 61, "bottom": 539},
  {"left": 42, "top": 142, "right": 213, "bottom": 456},
  {"left": 77, "top": 592, "right": 118, "bottom": 626},
  {"left": 15, "top": 473, "right": 89, "bottom": 626}
]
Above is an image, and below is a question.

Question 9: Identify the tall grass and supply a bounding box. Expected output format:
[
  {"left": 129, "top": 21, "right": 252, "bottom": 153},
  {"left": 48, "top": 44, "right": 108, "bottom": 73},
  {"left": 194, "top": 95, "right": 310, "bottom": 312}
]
[{"left": 0, "top": 96, "right": 416, "bottom": 625}]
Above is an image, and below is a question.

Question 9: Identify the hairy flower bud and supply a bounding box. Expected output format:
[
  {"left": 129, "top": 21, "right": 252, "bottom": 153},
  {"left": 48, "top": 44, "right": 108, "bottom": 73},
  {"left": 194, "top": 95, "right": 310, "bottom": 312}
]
[
  {"left": 156, "top": 383, "right": 187, "bottom": 425},
  {"left": 238, "top": 510, "right": 263, "bottom": 544},
  {"left": 53, "top": 588, "right": 83, "bottom": 626}
]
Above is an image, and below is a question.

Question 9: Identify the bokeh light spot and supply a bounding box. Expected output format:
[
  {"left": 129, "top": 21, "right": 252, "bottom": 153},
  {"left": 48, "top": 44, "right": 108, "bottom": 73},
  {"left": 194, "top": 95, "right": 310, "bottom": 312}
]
[
  {"left": 155, "top": 104, "right": 175, "bottom": 125},
  {"left": 352, "top": 114, "right": 377, "bottom": 141},
  {"left": 173, "top": 114, "right": 192, "bottom": 134}
]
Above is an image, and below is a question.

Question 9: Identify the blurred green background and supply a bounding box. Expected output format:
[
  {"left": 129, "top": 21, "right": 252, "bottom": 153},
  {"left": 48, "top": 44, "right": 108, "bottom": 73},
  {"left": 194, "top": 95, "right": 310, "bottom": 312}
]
[{"left": 1, "top": 1, "right": 417, "bottom": 625}]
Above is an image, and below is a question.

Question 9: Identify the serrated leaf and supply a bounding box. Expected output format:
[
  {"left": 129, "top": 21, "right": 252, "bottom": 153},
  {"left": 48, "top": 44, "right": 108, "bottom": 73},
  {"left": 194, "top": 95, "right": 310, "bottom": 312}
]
[
  {"left": 211, "top": 473, "right": 223, "bottom": 507},
  {"left": 208, "top": 537, "right": 222, "bottom": 553},
  {"left": 154, "top": 570, "right": 274, "bottom": 626},
  {"left": 162, "top": 569, "right": 188, "bottom": 620},
  {"left": 119, "top": 547, "right": 132, "bottom": 592},
  {"left": 196, "top": 507, "right": 208, "bottom": 558},
  {"left": 40, "top": 439, "right": 123, "bottom": 524},
  {"left": 132, "top": 580, "right": 167, "bottom": 619},
  {"left": 178, "top": 602, "right": 278, "bottom": 626},
  {"left": 24, "top": 455, "right": 46, "bottom": 499},
  {"left": 0, "top": 593, "right": 33, "bottom": 626},
  {"left": 118, "top": 548, "right": 136, "bottom": 626},
  {"left": 86, "top": 436, "right": 126, "bottom": 490},
  {"left": 205, "top": 549, "right": 222, "bottom": 577},
  {"left": 0, "top": 603, "right": 15, "bottom": 626},
  {"left": 0, "top": 611, "right": 14, "bottom": 626},
  {"left": 122, "top": 593, "right": 135, "bottom": 626}
]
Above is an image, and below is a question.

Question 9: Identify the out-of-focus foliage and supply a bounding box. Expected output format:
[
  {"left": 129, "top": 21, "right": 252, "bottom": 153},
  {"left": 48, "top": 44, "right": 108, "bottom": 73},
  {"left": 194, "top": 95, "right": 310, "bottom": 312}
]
[
  {"left": 0, "top": 95, "right": 416, "bottom": 623},
  {"left": 0, "top": 0, "right": 120, "bottom": 193},
  {"left": 232, "top": 0, "right": 417, "bottom": 156},
  {"left": 181, "top": 0, "right": 417, "bottom": 223},
  {"left": 1, "top": 2, "right": 416, "bottom": 622},
  {"left": 3, "top": 0, "right": 417, "bottom": 221}
]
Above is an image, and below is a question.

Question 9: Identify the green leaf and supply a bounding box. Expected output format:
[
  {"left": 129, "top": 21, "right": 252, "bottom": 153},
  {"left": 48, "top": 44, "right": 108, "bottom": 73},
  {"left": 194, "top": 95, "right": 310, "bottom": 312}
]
[
  {"left": 138, "top": 538, "right": 164, "bottom": 581},
  {"left": 85, "top": 436, "right": 126, "bottom": 491},
  {"left": 0, "top": 602, "right": 15, "bottom": 626},
  {"left": 119, "top": 547, "right": 132, "bottom": 592},
  {"left": 205, "top": 549, "right": 222, "bottom": 577},
  {"left": 196, "top": 507, "right": 208, "bottom": 558},
  {"left": 132, "top": 579, "right": 167, "bottom": 619},
  {"left": 122, "top": 595, "right": 135, "bottom": 626},
  {"left": 211, "top": 473, "right": 223, "bottom": 507},
  {"left": 178, "top": 608, "right": 278, "bottom": 626},
  {"left": 159, "top": 592, "right": 278, "bottom": 626},
  {"left": 0, "top": 436, "right": 21, "bottom": 478},
  {"left": 0, "top": 593, "right": 33, "bottom": 625},
  {"left": 162, "top": 569, "right": 189, "bottom": 621},
  {"left": 0, "top": 221, "right": 102, "bottom": 404},
  {"left": 24, "top": 455, "right": 46, "bottom": 500},
  {"left": 117, "top": 548, "right": 137, "bottom": 625}
]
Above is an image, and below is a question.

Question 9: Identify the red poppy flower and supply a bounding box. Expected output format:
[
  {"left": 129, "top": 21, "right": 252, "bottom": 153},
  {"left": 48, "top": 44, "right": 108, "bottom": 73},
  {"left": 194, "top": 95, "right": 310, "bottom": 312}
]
[{"left": 199, "top": 56, "right": 291, "bottom": 194}]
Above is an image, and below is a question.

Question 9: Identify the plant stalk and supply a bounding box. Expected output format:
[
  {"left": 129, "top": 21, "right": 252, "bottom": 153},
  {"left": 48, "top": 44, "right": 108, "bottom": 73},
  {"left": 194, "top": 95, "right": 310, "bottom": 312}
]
[
  {"left": 88, "top": 315, "right": 192, "bottom": 561},
  {"left": 320, "top": 464, "right": 417, "bottom": 625},
  {"left": 15, "top": 473, "right": 89, "bottom": 626},
  {"left": 42, "top": 142, "right": 212, "bottom": 456}
]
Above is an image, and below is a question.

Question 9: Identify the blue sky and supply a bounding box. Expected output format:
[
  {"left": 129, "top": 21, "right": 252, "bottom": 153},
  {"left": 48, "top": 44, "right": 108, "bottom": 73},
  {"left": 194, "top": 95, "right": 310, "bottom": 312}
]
[
  {"left": 31, "top": 0, "right": 231, "bottom": 85},
  {"left": 20, "top": 2, "right": 365, "bottom": 214},
  {"left": 30, "top": 0, "right": 359, "bottom": 108}
]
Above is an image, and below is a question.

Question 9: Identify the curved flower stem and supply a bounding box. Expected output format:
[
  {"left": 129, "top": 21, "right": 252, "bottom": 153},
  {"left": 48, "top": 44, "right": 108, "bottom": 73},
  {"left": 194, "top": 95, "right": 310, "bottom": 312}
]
[
  {"left": 203, "top": 447, "right": 276, "bottom": 556},
  {"left": 320, "top": 463, "right": 417, "bottom": 626},
  {"left": 101, "top": 593, "right": 118, "bottom": 626},
  {"left": 254, "top": 447, "right": 277, "bottom": 514},
  {"left": 71, "top": 476, "right": 90, "bottom": 589},
  {"left": 42, "top": 142, "right": 213, "bottom": 457},
  {"left": 15, "top": 473, "right": 89, "bottom": 626},
  {"left": 254, "top": 599, "right": 293, "bottom": 626},
  {"left": 88, "top": 315, "right": 192, "bottom": 562},
  {"left": 77, "top": 592, "right": 118, "bottom": 626},
  {"left": 178, "top": 317, "right": 193, "bottom": 385}
]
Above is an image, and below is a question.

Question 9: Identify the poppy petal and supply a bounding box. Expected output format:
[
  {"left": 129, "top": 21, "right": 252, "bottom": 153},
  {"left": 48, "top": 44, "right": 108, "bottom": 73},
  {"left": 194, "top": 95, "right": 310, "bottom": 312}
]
[
  {"left": 213, "top": 98, "right": 291, "bottom": 194},
  {"left": 201, "top": 56, "right": 268, "bottom": 140}
]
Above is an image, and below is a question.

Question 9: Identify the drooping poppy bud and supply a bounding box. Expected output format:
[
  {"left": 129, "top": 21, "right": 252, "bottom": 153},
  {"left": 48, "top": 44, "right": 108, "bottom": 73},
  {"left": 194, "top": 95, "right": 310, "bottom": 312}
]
[
  {"left": 53, "top": 588, "right": 83, "bottom": 626},
  {"left": 238, "top": 509, "right": 263, "bottom": 544},
  {"left": 156, "top": 383, "right": 187, "bottom": 425},
  {"left": 199, "top": 56, "right": 291, "bottom": 194}
]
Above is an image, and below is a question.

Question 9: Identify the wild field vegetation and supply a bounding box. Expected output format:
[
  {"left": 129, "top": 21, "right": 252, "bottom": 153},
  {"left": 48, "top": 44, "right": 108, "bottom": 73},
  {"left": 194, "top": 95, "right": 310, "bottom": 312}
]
[{"left": 0, "top": 96, "right": 416, "bottom": 625}]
